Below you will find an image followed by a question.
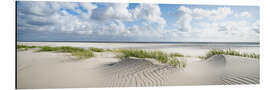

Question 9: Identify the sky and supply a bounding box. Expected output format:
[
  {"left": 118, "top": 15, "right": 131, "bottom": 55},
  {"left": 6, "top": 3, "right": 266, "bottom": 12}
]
[{"left": 16, "top": 1, "right": 260, "bottom": 42}]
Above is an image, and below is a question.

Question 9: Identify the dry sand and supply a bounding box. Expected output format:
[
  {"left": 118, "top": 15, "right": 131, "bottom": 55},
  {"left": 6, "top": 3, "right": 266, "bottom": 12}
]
[{"left": 17, "top": 42, "right": 259, "bottom": 89}]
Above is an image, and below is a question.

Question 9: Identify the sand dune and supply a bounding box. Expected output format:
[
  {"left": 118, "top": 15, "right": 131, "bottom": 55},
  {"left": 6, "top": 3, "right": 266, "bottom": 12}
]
[
  {"left": 220, "top": 55, "right": 259, "bottom": 85},
  {"left": 166, "top": 55, "right": 259, "bottom": 85},
  {"left": 17, "top": 42, "right": 259, "bottom": 88},
  {"left": 101, "top": 55, "right": 259, "bottom": 87},
  {"left": 102, "top": 58, "right": 178, "bottom": 87},
  {"left": 17, "top": 50, "right": 119, "bottom": 88}
]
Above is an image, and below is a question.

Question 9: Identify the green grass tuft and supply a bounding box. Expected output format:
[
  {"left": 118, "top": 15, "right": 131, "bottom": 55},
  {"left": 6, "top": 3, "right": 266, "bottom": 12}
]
[
  {"left": 89, "top": 47, "right": 105, "bottom": 52},
  {"left": 105, "top": 49, "right": 113, "bottom": 52},
  {"left": 168, "top": 58, "right": 186, "bottom": 68},
  {"left": 38, "top": 46, "right": 85, "bottom": 52},
  {"left": 197, "top": 56, "right": 207, "bottom": 60},
  {"left": 170, "top": 53, "right": 184, "bottom": 57},
  {"left": 71, "top": 50, "right": 94, "bottom": 59},
  {"left": 17, "top": 45, "right": 37, "bottom": 51},
  {"left": 205, "top": 49, "right": 259, "bottom": 59},
  {"left": 38, "top": 46, "right": 94, "bottom": 59},
  {"left": 116, "top": 49, "right": 186, "bottom": 68},
  {"left": 116, "top": 49, "right": 169, "bottom": 63}
]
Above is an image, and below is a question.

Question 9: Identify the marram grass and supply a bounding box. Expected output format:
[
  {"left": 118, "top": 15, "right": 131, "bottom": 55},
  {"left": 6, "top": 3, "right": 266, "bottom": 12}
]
[
  {"left": 205, "top": 49, "right": 259, "bottom": 59},
  {"left": 89, "top": 47, "right": 105, "bottom": 52},
  {"left": 17, "top": 45, "right": 37, "bottom": 51},
  {"left": 116, "top": 49, "right": 186, "bottom": 68},
  {"left": 16, "top": 45, "right": 94, "bottom": 59},
  {"left": 38, "top": 46, "right": 85, "bottom": 52},
  {"left": 16, "top": 45, "right": 189, "bottom": 66},
  {"left": 37, "top": 46, "right": 94, "bottom": 59},
  {"left": 71, "top": 50, "right": 94, "bottom": 59}
]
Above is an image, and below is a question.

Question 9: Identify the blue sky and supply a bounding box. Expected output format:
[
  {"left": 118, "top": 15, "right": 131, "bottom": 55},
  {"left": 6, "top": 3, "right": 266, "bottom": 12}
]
[{"left": 17, "top": 1, "right": 260, "bottom": 42}]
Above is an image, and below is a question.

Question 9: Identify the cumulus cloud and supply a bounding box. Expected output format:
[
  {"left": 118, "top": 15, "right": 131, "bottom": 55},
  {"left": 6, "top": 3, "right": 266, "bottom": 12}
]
[
  {"left": 17, "top": 2, "right": 259, "bottom": 42},
  {"left": 252, "top": 20, "right": 260, "bottom": 33},
  {"left": 172, "top": 6, "right": 259, "bottom": 42},
  {"left": 132, "top": 4, "right": 167, "bottom": 28},
  {"left": 18, "top": 2, "right": 168, "bottom": 41},
  {"left": 175, "top": 6, "right": 233, "bottom": 31},
  {"left": 91, "top": 3, "right": 166, "bottom": 28},
  {"left": 175, "top": 14, "right": 192, "bottom": 32},
  {"left": 18, "top": 2, "right": 92, "bottom": 32},
  {"left": 178, "top": 6, "right": 233, "bottom": 21},
  {"left": 234, "top": 11, "right": 252, "bottom": 18},
  {"left": 91, "top": 3, "right": 132, "bottom": 21}
]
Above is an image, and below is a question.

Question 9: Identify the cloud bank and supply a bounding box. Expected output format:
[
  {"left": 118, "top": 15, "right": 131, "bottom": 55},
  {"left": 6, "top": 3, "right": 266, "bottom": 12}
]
[{"left": 17, "top": 1, "right": 259, "bottom": 42}]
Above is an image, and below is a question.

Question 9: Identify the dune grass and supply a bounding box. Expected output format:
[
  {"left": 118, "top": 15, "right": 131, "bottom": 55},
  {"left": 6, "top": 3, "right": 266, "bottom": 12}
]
[
  {"left": 116, "top": 49, "right": 186, "bottom": 68},
  {"left": 38, "top": 46, "right": 85, "bottom": 52},
  {"left": 89, "top": 47, "right": 105, "bottom": 52},
  {"left": 170, "top": 53, "right": 184, "bottom": 57},
  {"left": 17, "top": 45, "right": 37, "bottom": 51},
  {"left": 17, "top": 45, "right": 96, "bottom": 59},
  {"left": 71, "top": 50, "right": 95, "bottom": 59},
  {"left": 37, "top": 46, "right": 94, "bottom": 59},
  {"left": 197, "top": 56, "right": 207, "bottom": 60},
  {"left": 168, "top": 58, "right": 187, "bottom": 68},
  {"left": 205, "top": 49, "right": 259, "bottom": 59}
]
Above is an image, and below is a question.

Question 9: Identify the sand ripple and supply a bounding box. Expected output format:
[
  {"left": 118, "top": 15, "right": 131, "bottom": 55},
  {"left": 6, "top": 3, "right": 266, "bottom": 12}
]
[{"left": 102, "top": 58, "right": 178, "bottom": 87}]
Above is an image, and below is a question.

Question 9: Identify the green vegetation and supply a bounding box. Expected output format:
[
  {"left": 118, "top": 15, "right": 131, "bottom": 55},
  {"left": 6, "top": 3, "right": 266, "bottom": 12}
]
[
  {"left": 105, "top": 49, "right": 113, "bottom": 52},
  {"left": 89, "top": 47, "right": 105, "bottom": 52},
  {"left": 197, "top": 56, "right": 207, "bottom": 60},
  {"left": 17, "top": 45, "right": 37, "bottom": 51},
  {"left": 17, "top": 45, "right": 96, "bottom": 59},
  {"left": 116, "top": 49, "right": 186, "bottom": 68},
  {"left": 38, "top": 46, "right": 85, "bottom": 52},
  {"left": 205, "top": 49, "right": 259, "bottom": 59},
  {"left": 38, "top": 46, "right": 94, "bottom": 59},
  {"left": 71, "top": 50, "right": 94, "bottom": 59},
  {"left": 168, "top": 58, "right": 187, "bottom": 68},
  {"left": 170, "top": 53, "right": 184, "bottom": 57},
  {"left": 16, "top": 45, "right": 117, "bottom": 59}
]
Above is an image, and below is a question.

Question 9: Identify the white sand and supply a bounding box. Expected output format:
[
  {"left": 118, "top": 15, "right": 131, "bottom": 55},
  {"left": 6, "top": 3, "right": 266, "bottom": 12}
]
[
  {"left": 17, "top": 50, "right": 120, "bottom": 88},
  {"left": 166, "top": 55, "right": 259, "bottom": 85},
  {"left": 17, "top": 42, "right": 259, "bottom": 88}
]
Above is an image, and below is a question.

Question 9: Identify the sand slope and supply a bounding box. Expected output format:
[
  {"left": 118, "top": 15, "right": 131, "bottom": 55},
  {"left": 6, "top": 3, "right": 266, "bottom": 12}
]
[
  {"left": 166, "top": 55, "right": 259, "bottom": 85},
  {"left": 17, "top": 49, "right": 259, "bottom": 89},
  {"left": 102, "top": 58, "right": 178, "bottom": 87},
  {"left": 17, "top": 50, "right": 120, "bottom": 88},
  {"left": 220, "top": 55, "right": 259, "bottom": 84}
]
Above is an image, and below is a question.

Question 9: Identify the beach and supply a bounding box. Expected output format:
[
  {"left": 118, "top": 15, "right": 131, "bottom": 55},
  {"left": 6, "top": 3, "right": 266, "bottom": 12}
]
[{"left": 16, "top": 42, "right": 260, "bottom": 88}]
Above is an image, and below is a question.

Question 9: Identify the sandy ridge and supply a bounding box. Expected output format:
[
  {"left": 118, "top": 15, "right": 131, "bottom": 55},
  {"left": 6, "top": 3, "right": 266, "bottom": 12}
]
[
  {"left": 17, "top": 44, "right": 259, "bottom": 88},
  {"left": 103, "top": 58, "right": 178, "bottom": 87}
]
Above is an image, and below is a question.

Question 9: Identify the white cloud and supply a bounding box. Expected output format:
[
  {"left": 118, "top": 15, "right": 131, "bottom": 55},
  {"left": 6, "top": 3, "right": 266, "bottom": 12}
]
[
  {"left": 175, "top": 6, "right": 233, "bottom": 31},
  {"left": 18, "top": 2, "right": 96, "bottom": 33},
  {"left": 252, "top": 20, "right": 260, "bottom": 33},
  {"left": 195, "top": 21, "right": 259, "bottom": 42},
  {"left": 175, "top": 14, "right": 192, "bottom": 32},
  {"left": 240, "top": 12, "right": 252, "bottom": 18},
  {"left": 78, "top": 3, "right": 97, "bottom": 19},
  {"left": 91, "top": 3, "right": 132, "bottom": 21},
  {"left": 132, "top": 4, "right": 167, "bottom": 28},
  {"left": 17, "top": 2, "right": 259, "bottom": 42},
  {"left": 234, "top": 11, "right": 252, "bottom": 18},
  {"left": 91, "top": 3, "right": 167, "bottom": 28},
  {"left": 18, "top": 2, "right": 56, "bottom": 16},
  {"left": 172, "top": 6, "right": 259, "bottom": 42},
  {"left": 18, "top": 2, "right": 168, "bottom": 41},
  {"left": 178, "top": 6, "right": 233, "bottom": 21}
]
